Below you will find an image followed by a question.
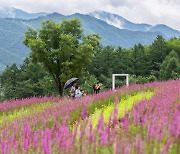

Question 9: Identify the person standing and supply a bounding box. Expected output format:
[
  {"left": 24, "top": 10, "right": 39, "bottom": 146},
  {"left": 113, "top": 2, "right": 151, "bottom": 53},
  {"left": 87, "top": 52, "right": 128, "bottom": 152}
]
[
  {"left": 70, "top": 82, "right": 77, "bottom": 98},
  {"left": 75, "top": 85, "right": 83, "bottom": 98},
  {"left": 96, "top": 83, "right": 101, "bottom": 94},
  {"left": 93, "top": 83, "right": 102, "bottom": 94},
  {"left": 93, "top": 84, "right": 97, "bottom": 94}
]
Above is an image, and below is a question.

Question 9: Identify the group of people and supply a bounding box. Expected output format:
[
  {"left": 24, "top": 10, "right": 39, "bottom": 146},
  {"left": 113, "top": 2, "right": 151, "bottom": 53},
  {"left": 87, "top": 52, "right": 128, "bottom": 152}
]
[
  {"left": 70, "top": 82, "right": 102, "bottom": 98},
  {"left": 93, "top": 83, "right": 102, "bottom": 94},
  {"left": 70, "top": 82, "right": 86, "bottom": 98}
]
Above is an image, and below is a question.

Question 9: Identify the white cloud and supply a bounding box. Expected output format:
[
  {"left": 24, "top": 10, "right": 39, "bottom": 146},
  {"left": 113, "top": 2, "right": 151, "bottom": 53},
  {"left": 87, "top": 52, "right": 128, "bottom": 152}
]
[
  {"left": 0, "top": 6, "right": 16, "bottom": 18},
  {"left": 92, "top": 13, "right": 124, "bottom": 29},
  {"left": 0, "top": 0, "right": 180, "bottom": 30}
]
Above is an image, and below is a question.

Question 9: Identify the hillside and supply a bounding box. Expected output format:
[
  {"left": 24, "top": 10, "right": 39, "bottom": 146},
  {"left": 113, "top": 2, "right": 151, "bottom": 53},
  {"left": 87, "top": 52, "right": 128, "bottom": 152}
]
[
  {"left": 0, "top": 80, "right": 180, "bottom": 153},
  {"left": 89, "top": 11, "right": 180, "bottom": 38},
  {"left": 148, "top": 24, "right": 180, "bottom": 38},
  {"left": 0, "top": 7, "right": 47, "bottom": 19},
  {"left": 89, "top": 11, "right": 152, "bottom": 32},
  {"left": 0, "top": 13, "right": 161, "bottom": 72},
  {"left": 0, "top": 9, "right": 180, "bottom": 72}
]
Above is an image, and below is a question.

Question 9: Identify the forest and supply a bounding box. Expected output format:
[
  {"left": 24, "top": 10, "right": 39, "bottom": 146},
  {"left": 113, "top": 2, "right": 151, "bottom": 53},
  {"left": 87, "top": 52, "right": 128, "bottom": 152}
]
[{"left": 0, "top": 19, "right": 180, "bottom": 101}]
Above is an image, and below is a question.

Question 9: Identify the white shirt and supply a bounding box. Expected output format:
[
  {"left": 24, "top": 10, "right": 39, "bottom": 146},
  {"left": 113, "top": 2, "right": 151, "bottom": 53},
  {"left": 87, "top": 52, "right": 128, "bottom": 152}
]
[
  {"left": 70, "top": 86, "right": 75, "bottom": 97},
  {"left": 75, "top": 89, "right": 82, "bottom": 98}
]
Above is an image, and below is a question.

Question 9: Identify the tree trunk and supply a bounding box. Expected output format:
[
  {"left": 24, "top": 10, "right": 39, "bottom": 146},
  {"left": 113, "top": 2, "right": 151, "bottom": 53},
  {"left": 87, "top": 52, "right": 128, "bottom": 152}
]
[
  {"left": 53, "top": 76, "right": 64, "bottom": 97},
  {"left": 55, "top": 81, "right": 63, "bottom": 97},
  {"left": 58, "top": 83, "right": 64, "bottom": 97}
]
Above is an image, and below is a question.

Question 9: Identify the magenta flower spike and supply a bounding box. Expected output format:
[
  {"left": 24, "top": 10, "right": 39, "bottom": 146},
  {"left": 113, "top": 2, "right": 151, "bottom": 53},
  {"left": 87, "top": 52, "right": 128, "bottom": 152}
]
[
  {"left": 97, "top": 112, "right": 104, "bottom": 132},
  {"left": 0, "top": 79, "right": 180, "bottom": 153},
  {"left": 162, "top": 139, "right": 172, "bottom": 154}
]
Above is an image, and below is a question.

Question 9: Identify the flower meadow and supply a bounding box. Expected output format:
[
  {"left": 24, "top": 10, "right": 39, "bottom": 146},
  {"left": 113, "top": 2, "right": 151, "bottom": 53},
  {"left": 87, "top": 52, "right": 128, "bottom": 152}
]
[{"left": 0, "top": 80, "right": 180, "bottom": 154}]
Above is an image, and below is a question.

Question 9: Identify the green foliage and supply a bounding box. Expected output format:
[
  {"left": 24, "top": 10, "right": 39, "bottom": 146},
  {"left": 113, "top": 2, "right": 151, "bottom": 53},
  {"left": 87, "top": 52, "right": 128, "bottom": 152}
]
[
  {"left": 79, "top": 73, "right": 99, "bottom": 94},
  {"left": 167, "top": 37, "right": 180, "bottom": 58},
  {"left": 1, "top": 14, "right": 180, "bottom": 75},
  {"left": 0, "top": 64, "right": 21, "bottom": 100},
  {"left": 149, "top": 35, "right": 169, "bottom": 76},
  {"left": 86, "top": 43, "right": 157, "bottom": 88},
  {"left": 129, "top": 43, "right": 150, "bottom": 76},
  {"left": 24, "top": 18, "right": 100, "bottom": 96},
  {"left": 86, "top": 35, "right": 180, "bottom": 88},
  {"left": 0, "top": 58, "right": 58, "bottom": 100},
  {"left": 129, "top": 75, "right": 157, "bottom": 84},
  {"left": 86, "top": 46, "right": 131, "bottom": 88},
  {"left": 160, "top": 50, "right": 180, "bottom": 80},
  {"left": 87, "top": 46, "right": 115, "bottom": 79},
  {"left": 1, "top": 21, "right": 180, "bottom": 100}
]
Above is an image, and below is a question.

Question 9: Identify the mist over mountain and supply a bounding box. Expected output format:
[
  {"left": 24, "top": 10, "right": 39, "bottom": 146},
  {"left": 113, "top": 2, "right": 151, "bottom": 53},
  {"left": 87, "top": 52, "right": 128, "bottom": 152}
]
[
  {"left": 89, "top": 11, "right": 151, "bottom": 32},
  {"left": 89, "top": 11, "right": 180, "bottom": 38},
  {"left": 0, "top": 8, "right": 180, "bottom": 72}
]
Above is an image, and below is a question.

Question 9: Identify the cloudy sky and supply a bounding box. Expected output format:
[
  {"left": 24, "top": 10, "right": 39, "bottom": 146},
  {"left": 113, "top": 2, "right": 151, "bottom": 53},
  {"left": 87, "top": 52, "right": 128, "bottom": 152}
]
[{"left": 0, "top": 0, "right": 180, "bottom": 30}]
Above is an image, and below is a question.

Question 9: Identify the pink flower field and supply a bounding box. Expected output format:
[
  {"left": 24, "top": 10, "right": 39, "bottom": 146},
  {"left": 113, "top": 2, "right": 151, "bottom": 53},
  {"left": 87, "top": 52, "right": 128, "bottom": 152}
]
[{"left": 0, "top": 80, "right": 180, "bottom": 154}]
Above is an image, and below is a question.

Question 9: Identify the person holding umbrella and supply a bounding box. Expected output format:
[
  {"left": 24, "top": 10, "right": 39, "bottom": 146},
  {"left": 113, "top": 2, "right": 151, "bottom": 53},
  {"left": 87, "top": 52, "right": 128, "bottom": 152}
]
[
  {"left": 70, "top": 82, "right": 77, "bottom": 98},
  {"left": 64, "top": 78, "right": 79, "bottom": 98},
  {"left": 75, "top": 85, "right": 83, "bottom": 98}
]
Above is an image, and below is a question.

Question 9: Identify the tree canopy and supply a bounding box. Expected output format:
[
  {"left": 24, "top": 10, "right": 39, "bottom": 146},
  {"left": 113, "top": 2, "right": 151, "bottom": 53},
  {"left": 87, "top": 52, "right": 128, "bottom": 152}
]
[
  {"left": 160, "top": 50, "right": 180, "bottom": 80},
  {"left": 149, "top": 35, "right": 168, "bottom": 76},
  {"left": 24, "top": 18, "right": 100, "bottom": 96}
]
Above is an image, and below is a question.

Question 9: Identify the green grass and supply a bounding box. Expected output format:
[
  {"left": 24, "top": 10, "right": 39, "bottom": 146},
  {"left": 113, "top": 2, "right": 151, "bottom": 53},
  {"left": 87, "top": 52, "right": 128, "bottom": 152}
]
[
  {"left": 90, "top": 91, "right": 154, "bottom": 127},
  {"left": 0, "top": 101, "right": 57, "bottom": 126}
]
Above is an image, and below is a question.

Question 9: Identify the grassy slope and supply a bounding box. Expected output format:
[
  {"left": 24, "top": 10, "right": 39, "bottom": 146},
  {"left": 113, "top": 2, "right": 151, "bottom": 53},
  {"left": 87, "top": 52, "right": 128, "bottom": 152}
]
[{"left": 90, "top": 91, "right": 154, "bottom": 127}]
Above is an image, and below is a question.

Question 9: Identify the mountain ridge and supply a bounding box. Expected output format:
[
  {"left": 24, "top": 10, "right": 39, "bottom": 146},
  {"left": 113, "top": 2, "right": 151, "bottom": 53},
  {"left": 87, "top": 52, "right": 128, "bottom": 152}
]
[
  {"left": 89, "top": 11, "right": 180, "bottom": 38},
  {"left": 0, "top": 8, "right": 180, "bottom": 72},
  {"left": 0, "top": 7, "right": 48, "bottom": 19}
]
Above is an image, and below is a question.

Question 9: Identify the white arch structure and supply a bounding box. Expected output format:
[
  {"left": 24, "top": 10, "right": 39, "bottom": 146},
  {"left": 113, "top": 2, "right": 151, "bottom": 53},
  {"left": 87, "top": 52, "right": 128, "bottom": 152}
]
[{"left": 112, "top": 74, "right": 129, "bottom": 90}]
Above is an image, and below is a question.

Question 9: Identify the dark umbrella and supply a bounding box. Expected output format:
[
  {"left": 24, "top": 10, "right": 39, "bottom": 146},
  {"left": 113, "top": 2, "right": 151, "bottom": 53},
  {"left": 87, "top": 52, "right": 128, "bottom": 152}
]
[{"left": 64, "top": 78, "right": 79, "bottom": 89}]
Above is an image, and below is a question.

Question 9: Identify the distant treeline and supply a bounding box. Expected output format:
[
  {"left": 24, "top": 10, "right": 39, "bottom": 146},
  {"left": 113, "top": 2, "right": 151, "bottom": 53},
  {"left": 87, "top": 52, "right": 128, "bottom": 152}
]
[
  {"left": 87, "top": 35, "right": 180, "bottom": 88},
  {"left": 0, "top": 34, "right": 180, "bottom": 101}
]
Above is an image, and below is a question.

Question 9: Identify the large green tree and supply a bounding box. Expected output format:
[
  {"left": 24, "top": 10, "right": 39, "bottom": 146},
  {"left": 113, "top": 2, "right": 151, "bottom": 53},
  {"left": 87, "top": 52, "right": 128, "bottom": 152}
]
[
  {"left": 129, "top": 43, "right": 150, "bottom": 76},
  {"left": 0, "top": 58, "right": 58, "bottom": 100},
  {"left": 86, "top": 46, "right": 131, "bottom": 88},
  {"left": 160, "top": 50, "right": 180, "bottom": 80},
  {"left": 112, "top": 47, "right": 131, "bottom": 75},
  {"left": 24, "top": 19, "right": 100, "bottom": 96},
  {"left": 149, "top": 35, "right": 168, "bottom": 76},
  {"left": 18, "top": 58, "right": 58, "bottom": 98},
  {"left": 166, "top": 37, "right": 180, "bottom": 58},
  {"left": 0, "top": 64, "right": 21, "bottom": 100}
]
